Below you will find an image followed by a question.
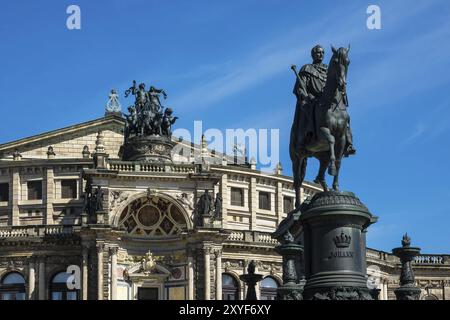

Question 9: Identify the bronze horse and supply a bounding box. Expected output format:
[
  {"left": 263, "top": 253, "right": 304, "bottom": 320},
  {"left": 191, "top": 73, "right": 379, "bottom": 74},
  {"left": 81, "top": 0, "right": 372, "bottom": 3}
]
[{"left": 290, "top": 46, "right": 351, "bottom": 208}]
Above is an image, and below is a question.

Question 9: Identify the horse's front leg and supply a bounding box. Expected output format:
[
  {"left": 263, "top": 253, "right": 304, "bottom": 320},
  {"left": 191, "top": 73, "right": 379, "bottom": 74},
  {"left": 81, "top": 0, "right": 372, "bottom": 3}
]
[
  {"left": 319, "top": 127, "right": 336, "bottom": 176},
  {"left": 314, "top": 153, "right": 329, "bottom": 192},
  {"left": 332, "top": 135, "right": 346, "bottom": 190},
  {"left": 332, "top": 160, "right": 341, "bottom": 191}
]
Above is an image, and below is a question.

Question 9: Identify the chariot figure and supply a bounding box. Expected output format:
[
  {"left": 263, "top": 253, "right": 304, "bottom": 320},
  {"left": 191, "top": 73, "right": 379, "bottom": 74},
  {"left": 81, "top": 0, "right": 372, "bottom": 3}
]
[
  {"left": 148, "top": 86, "right": 167, "bottom": 114},
  {"left": 161, "top": 108, "right": 178, "bottom": 137},
  {"left": 125, "top": 80, "right": 149, "bottom": 114},
  {"left": 124, "top": 106, "right": 138, "bottom": 141}
]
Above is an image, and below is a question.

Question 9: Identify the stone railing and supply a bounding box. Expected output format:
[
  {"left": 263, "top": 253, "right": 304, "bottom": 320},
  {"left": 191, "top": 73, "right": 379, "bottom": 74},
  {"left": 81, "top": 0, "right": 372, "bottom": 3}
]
[
  {"left": 225, "top": 230, "right": 279, "bottom": 245},
  {"left": 170, "top": 164, "right": 196, "bottom": 173},
  {"left": 256, "top": 233, "right": 279, "bottom": 244},
  {"left": 108, "top": 162, "right": 135, "bottom": 171},
  {"left": 108, "top": 160, "right": 196, "bottom": 174},
  {"left": 414, "top": 255, "right": 446, "bottom": 265},
  {"left": 44, "top": 226, "right": 73, "bottom": 236},
  {"left": 0, "top": 227, "right": 29, "bottom": 238},
  {"left": 227, "top": 231, "right": 245, "bottom": 242},
  {"left": 0, "top": 225, "right": 74, "bottom": 238},
  {"left": 140, "top": 163, "right": 165, "bottom": 172}
]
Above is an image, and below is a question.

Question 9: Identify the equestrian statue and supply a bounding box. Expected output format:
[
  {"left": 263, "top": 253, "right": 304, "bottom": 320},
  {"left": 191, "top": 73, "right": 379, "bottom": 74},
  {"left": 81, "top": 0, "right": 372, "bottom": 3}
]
[{"left": 290, "top": 45, "right": 356, "bottom": 209}]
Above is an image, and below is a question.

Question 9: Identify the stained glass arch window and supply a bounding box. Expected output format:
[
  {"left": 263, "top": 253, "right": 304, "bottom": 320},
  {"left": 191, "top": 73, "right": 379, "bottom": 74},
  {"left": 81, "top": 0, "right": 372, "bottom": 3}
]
[{"left": 118, "top": 194, "right": 189, "bottom": 237}]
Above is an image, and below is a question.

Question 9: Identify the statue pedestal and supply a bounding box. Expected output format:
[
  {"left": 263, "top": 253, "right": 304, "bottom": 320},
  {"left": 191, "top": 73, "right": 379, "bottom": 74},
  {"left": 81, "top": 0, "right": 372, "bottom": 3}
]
[
  {"left": 299, "top": 191, "right": 377, "bottom": 300},
  {"left": 120, "top": 135, "right": 175, "bottom": 162}
]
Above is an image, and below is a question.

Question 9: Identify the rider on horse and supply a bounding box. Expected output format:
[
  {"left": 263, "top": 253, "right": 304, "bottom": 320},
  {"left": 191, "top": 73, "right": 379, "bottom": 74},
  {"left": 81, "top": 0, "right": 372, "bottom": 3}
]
[{"left": 291, "top": 45, "right": 356, "bottom": 157}]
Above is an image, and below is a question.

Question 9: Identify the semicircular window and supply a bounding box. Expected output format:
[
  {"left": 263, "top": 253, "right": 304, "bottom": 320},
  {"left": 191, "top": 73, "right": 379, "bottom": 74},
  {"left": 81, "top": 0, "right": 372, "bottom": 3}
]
[{"left": 119, "top": 195, "right": 187, "bottom": 236}]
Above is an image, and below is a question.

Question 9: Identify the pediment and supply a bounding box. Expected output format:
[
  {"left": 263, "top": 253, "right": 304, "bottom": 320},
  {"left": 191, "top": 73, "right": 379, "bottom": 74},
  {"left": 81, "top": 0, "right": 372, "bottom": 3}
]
[{"left": 0, "top": 115, "right": 125, "bottom": 160}]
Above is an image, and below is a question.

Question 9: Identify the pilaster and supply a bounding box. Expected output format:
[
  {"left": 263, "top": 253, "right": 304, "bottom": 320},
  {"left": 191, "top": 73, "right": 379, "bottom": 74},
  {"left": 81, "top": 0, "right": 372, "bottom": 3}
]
[
  {"left": 249, "top": 177, "right": 257, "bottom": 230},
  {"left": 45, "top": 167, "right": 54, "bottom": 224},
  {"left": 11, "top": 168, "right": 20, "bottom": 226}
]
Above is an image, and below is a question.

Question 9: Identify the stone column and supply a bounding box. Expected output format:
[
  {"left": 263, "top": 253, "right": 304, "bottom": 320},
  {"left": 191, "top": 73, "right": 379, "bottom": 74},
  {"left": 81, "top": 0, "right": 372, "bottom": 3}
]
[
  {"left": 28, "top": 260, "right": 35, "bottom": 300},
  {"left": 220, "top": 174, "right": 228, "bottom": 228},
  {"left": 276, "top": 182, "right": 284, "bottom": 225},
  {"left": 204, "top": 247, "right": 211, "bottom": 300},
  {"left": 44, "top": 168, "right": 54, "bottom": 224},
  {"left": 97, "top": 243, "right": 104, "bottom": 300},
  {"left": 82, "top": 246, "right": 89, "bottom": 300},
  {"left": 384, "top": 280, "right": 389, "bottom": 300},
  {"left": 38, "top": 257, "right": 46, "bottom": 300},
  {"left": 11, "top": 168, "right": 20, "bottom": 226},
  {"left": 215, "top": 250, "right": 222, "bottom": 300},
  {"left": 187, "top": 254, "right": 194, "bottom": 300},
  {"left": 110, "top": 247, "right": 118, "bottom": 300}
]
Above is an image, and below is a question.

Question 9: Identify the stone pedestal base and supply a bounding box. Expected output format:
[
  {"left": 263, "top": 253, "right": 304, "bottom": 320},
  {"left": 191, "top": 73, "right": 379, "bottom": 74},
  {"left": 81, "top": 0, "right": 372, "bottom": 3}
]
[
  {"left": 120, "top": 135, "right": 175, "bottom": 162},
  {"left": 299, "top": 191, "right": 377, "bottom": 300},
  {"left": 277, "top": 284, "right": 303, "bottom": 300},
  {"left": 275, "top": 243, "right": 304, "bottom": 300}
]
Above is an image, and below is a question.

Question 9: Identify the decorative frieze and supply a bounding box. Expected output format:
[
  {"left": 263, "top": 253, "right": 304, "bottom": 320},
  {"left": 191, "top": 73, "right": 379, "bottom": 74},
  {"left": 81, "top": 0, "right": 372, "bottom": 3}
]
[{"left": 109, "top": 190, "right": 131, "bottom": 212}]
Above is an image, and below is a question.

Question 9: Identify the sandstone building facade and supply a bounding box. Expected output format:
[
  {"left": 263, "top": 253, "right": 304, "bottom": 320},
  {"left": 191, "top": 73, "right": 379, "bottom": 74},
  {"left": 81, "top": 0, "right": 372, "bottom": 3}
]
[{"left": 0, "top": 115, "right": 449, "bottom": 300}]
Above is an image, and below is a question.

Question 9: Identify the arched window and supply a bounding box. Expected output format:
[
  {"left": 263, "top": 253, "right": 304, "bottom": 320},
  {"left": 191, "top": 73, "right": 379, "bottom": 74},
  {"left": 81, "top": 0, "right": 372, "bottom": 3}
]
[
  {"left": 50, "top": 272, "right": 79, "bottom": 300},
  {"left": 118, "top": 195, "right": 188, "bottom": 237},
  {"left": 0, "top": 272, "right": 26, "bottom": 300},
  {"left": 222, "top": 273, "right": 239, "bottom": 300},
  {"left": 260, "top": 276, "right": 279, "bottom": 300}
]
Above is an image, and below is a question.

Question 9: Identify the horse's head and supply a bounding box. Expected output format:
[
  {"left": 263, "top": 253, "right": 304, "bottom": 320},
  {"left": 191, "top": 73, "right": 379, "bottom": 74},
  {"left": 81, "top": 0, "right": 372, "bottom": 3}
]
[{"left": 330, "top": 45, "right": 350, "bottom": 92}]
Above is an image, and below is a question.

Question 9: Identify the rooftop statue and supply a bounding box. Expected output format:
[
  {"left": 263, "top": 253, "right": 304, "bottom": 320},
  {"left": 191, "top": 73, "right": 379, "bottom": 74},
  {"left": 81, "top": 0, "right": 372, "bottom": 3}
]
[
  {"left": 105, "top": 89, "right": 122, "bottom": 114},
  {"left": 123, "top": 80, "right": 178, "bottom": 140},
  {"left": 290, "top": 45, "right": 355, "bottom": 208}
]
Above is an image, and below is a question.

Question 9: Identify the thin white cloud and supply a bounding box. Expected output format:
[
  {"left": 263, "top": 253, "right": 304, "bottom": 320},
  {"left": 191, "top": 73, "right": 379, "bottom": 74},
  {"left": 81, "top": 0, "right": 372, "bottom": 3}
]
[
  {"left": 169, "top": 0, "right": 439, "bottom": 117},
  {"left": 403, "top": 123, "right": 426, "bottom": 144}
]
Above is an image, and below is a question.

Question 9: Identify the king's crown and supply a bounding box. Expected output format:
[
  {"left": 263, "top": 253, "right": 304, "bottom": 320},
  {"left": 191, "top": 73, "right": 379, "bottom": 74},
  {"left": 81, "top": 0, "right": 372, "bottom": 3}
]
[{"left": 334, "top": 231, "right": 351, "bottom": 248}]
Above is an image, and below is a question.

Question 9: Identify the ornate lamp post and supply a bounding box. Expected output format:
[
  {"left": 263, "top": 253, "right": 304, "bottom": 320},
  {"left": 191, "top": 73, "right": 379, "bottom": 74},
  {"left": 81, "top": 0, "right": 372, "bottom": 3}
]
[
  {"left": 239, "top": 261, "right": 263, "bottom": 300},
  {"left": 274, "top": 231, "right": 304, "bottom": 300},
  {"left": 392, "top": 234, "right": 421, "bottom": 300}
]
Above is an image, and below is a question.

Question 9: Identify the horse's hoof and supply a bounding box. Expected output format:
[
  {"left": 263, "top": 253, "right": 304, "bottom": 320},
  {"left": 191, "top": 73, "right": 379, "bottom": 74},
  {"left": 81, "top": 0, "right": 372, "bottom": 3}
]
[{"left": 333, "top": 185, "right": 339, "bottom": 191}]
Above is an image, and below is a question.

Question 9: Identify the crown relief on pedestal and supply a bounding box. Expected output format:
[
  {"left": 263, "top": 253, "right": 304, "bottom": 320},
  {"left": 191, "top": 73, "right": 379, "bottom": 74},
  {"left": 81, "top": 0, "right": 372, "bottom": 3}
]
[{"left": 333, "top": 231, "right": 352, "bottom": 248}]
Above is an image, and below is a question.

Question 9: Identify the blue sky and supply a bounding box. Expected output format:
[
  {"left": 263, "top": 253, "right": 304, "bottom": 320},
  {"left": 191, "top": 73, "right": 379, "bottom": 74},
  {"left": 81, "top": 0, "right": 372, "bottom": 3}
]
[{"left": 1, "top": 1, "right": 450, "bottom": 253}]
